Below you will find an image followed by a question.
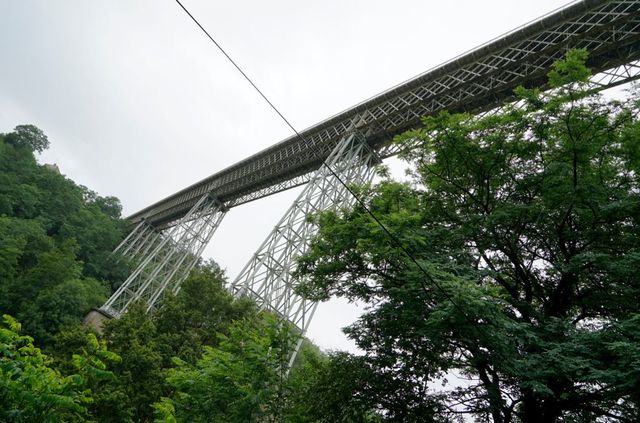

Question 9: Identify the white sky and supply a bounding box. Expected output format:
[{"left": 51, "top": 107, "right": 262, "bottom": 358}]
[{"left": 1, "top": 0, "right": 572, "bottom": 353}]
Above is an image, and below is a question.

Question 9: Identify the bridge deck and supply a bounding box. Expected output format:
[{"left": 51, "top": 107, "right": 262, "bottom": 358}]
[{"left": 129, "top": 0, "right": 640, "bottom": 228}]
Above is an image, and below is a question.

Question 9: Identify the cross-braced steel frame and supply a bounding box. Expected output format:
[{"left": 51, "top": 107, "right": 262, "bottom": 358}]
[
  {"left": 231, "top": 132, "right": 379, "bottom": 365},
  {"left": 112, "top": 220, "right": 165, "bottom": 265},
  {"left": 101, "top": 194, "right": 227, "bottom": 317}
]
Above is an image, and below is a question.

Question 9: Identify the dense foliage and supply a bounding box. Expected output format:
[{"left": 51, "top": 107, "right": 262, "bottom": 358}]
[
  {"left": 0, "top": 314, "right": 90, "bottom": 422},
  {"left": 0, "top": 127, "right": 126, "bottom": 343},
  {"left": 296, "top": 50, "right": 640, "bottom": 422},
  {"left": 95, "top": 264, "right": 259, "bottom": 421},
  {"left": 0, "top": 129, "right": 332, "bottom": 421}
]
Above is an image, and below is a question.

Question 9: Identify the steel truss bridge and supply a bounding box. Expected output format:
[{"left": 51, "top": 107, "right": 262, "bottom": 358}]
[{"left": 94, "top": 0, "right": 640, "bottom": 365}]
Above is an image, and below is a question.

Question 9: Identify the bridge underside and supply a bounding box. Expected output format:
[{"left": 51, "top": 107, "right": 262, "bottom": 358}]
[{"left": 128, "top": 0, "right": 640, "bottom": 230}]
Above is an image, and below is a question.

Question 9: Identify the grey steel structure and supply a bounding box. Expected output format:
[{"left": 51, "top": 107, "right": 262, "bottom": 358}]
[
  {"left": 103, "top": 195, "right": 226, "bottom": 317},
  {"left": 231, "top": 132, "right": 379, "bottom": 365},
  {"left": 101, "top": 0, "right": 640, "bottom": 347}
]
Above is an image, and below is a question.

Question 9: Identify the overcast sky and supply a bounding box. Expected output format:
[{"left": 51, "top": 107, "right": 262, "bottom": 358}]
[{"left": 1, "top": 0, "right": 572, "bottom": 352}]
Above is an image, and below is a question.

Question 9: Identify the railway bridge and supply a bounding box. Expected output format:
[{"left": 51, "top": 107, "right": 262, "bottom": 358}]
[{"left": 87, "top": 0, "right": 640, "bottom": 364}]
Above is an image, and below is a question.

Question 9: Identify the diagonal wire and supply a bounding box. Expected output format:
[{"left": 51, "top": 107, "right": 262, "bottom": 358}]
[{"left": 174, "top": 0, "right": 478, "bottom": 326}]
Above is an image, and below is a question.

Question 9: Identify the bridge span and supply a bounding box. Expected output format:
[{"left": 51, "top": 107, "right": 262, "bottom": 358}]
[{"left": 129, "top": 0, "right": 640, "bottom": 229}]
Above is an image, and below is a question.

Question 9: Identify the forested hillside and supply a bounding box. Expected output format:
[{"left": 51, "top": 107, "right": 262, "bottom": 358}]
[
  {"left": 0, "top": 125, "right": 127, "bottom": 343},
  {"left": 0, "top": 125, "right": 339, "bottom": 422}
]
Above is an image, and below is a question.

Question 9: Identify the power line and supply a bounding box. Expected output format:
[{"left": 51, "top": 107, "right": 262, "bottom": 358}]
[
  {"left": 173, "top": 0, "right": 478, "bottom": 327},
  {"left": 174, "top": 0, "right": 298, "bottom": 134}
]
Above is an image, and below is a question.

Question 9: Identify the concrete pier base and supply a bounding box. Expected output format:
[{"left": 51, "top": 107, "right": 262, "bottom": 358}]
[{"left": 83, "top": 308, "right": 113, "bottom": 333}]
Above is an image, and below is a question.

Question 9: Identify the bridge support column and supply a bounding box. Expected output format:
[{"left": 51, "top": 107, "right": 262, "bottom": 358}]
[
  {"left": 100, "top": 194, "right": 227, "bottom": 318},
  {"left": 231, "top": 132, "right": 378, "bottom": 367}
]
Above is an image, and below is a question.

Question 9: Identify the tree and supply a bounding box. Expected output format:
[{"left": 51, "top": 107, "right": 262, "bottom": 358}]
[
  {"left": 19, "top": 277, "right": 108, "bottom": 345},
  {"left": 102, "top": 303, "right": 165, "bottom": 422},
  {"left": 5, "top": 124, "right": 50, "bottom": 153},
  {"left": 159, "top": 314, "right": 295, "bottom": 423},
  {"left": 153, "top": 261, "right": 256, "bottom": 365},
  {"left": 287, "top": 350, "right": 453, "bottom": 423},
  {"left": 96, "top": 262, "right": 258, "bottom": 422},
  {"left": 51, "top": 324, "right": 127, "bottom": 422},
  {"left": 295, "top": 50, "right": 640, "bottom": 422},
  {"left": 0, "top": 315, "right": 90, "bottom": 422}
]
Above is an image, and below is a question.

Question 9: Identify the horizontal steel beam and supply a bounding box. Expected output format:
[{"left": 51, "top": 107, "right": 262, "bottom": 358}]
[{"left": 129, "top": 0, "right": 640, "bottom": 228}]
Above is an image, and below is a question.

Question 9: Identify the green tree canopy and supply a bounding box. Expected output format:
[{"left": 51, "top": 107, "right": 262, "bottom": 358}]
[
  {"left": 152, "top": 261, "right": 256, "bottom": 365},
  {"left": 0, "top": 126, "right": 126, "bottom": 344},
  {"left": 5, "top": 124, "right": 50, "bottom": 153},
  {"left": 295, "top": 50, "right": 640, "bottom": 422},
  {"left": 159, "top": 313, "right": 297, "bottom": 423},
  {"left": 72, "top": 262, "right": 259, "bottom": 422},
  {"left": 0, "top": 315, "right": 89, "bottom": 422},
  {"left": 0, "top": 123, "right": 341, "bottom": 422}
]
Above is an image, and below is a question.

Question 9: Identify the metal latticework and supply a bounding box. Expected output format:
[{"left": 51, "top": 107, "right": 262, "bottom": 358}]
[
  {"left": 231, "top": 132, "right": 378, "bottom": 336},
  {"left": 128, "top": 0, "right": 640, "bottom": 228},
  {"left": 112, "top": 220, "right": 165, "bottom": 265},
  {"left": 101, "top": 194, "right": 227, "bottom": 317},
  {"left": 112, "top": 220, "right": 147, "bottom": 257}
]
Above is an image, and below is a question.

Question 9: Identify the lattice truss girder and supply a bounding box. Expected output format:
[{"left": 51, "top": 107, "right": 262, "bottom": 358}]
[
  {"left": 378, "top": 58, "right": 640, "bottom": 157},
  {"left": 231, "top": 132, "right": 379, "bottom": 334},
  {"left": 101, "top": 195, "right": 227, "bottom": 317},
  {"left": 129, "top": 0, "right": 640, "bottom": 228}
]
